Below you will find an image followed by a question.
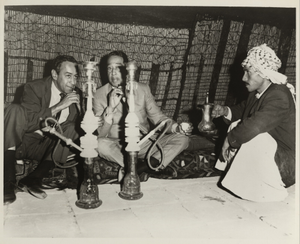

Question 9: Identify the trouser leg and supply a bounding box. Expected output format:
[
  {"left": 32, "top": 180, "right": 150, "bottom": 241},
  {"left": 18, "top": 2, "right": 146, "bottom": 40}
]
[
  {"left": 97, "top": 138, "right": 125, "bottom": 167},
  {"left": 18, "top": 132, "right": 56, "bottom": 181},
  {"left": 4, "top": 104, "right": 27, "bottom": 151},
  {"left": 3, "top": 150, "right": 17, "bottom": 204},
  {"left": 19, "top": 121, "right": 80, "bottom": 181},
  {"left": 4, "top": 150, "right": 17, "bottom": 191},
  {"left": 138, "top": 133, "right": 190, "bottom": 168},
  {"left": 51, "top": 122, "right": 80, "bottom": 163}
]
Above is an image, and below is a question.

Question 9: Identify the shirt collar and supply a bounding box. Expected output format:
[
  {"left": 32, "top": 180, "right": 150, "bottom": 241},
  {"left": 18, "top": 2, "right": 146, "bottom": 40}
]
[
  {"left": 255, "top": 83, "right": 272, "bottom": 99},
  {"left": 51, "top": 81, "right": 62, "bottom": 97}
]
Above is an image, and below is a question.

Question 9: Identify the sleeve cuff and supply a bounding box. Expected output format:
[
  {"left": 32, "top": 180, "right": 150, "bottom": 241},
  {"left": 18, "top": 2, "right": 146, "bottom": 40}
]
[
  {"left": 171, "top": 123, "right": 180, "bottom": 134},
  {"left": 224, "top": 106, "right": 232, "bottom": 120}
]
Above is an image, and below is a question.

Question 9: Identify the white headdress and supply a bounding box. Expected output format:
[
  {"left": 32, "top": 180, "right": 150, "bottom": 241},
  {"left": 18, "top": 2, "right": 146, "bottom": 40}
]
[{"left": 241, "top": 44, "right": 296, "bottom": 102}]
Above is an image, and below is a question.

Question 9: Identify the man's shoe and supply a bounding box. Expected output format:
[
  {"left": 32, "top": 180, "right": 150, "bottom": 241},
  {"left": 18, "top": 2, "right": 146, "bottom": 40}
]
[
  {"left": 148, "top": 166, "right": 177, "bottom": 178},
  {"left": 40, "top": 181, "right": 59, "bottom": 189},
  {"left": 163, "top": 166, "right": 177, "bottom": 178},
  {"left": 138, "top": 172, "right": 149, "bottom": 182},
  {"left": 17, "top": 180, "right": 47, "bottom": 200}
]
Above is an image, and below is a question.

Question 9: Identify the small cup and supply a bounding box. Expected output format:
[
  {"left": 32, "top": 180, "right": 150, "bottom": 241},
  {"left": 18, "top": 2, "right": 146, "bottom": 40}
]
[{"left": 179, "top": 122, "right": 193, "bottom": 136}]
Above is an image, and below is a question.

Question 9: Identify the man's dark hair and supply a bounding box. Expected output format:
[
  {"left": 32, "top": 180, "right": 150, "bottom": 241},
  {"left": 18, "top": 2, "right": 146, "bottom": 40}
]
[
  {"left": 107, "top": 50, "right": 129, "bottom": 64},
  {"left": 107, "top": 51, "right": 129, "bottom": 83},
  {"left": 53, "top": 55, "right": 79, "bottom": 74}
]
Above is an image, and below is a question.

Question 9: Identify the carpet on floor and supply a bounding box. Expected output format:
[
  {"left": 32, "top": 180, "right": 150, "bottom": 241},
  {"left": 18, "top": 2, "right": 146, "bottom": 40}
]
[{"left": 15, "top": 135, "right": 221, "bottom": 190}]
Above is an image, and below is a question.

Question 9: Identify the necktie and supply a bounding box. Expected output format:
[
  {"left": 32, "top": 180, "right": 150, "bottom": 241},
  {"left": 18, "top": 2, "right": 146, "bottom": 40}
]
[{"left": 55, "top": 93, "right": 65, "bottom": 122}]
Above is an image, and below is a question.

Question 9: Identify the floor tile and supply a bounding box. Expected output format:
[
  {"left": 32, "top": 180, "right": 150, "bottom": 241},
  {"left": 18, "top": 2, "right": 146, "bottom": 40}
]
[{"left": 4, "top": 213, "right": 79, "bottom": 238}]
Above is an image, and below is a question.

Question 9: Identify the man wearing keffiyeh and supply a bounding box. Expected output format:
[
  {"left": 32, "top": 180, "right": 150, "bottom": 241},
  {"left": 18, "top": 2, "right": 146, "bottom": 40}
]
[{"left": 212, "top": 44, "right": 296, "bottom": 202}]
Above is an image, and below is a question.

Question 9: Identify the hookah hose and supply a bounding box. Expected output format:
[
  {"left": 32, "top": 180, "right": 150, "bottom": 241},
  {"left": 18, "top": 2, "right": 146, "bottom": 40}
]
[
  {"left": 44, "top": 117, "right": 79, "bottom": 169},
  {"left": 139, "top": 119, "right": 173, "bottom": 171}
]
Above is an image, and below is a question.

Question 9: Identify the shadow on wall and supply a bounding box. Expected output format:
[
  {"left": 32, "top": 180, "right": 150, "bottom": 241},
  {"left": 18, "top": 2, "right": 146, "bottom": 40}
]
[
  {"left": 181, "top": 52, "right": 250, "bottom": 158},
  {"left": 98, "top": 54, "right": 109, "bottom": 86},
  {"left": 12, "top": 59, "right": 54, "bottom": 104},
  {"left": 227, "top": 51, "right": 249, "bottom": 104},
  {"left": 43, "top": 59, "right": 54, "bottom": 78}
]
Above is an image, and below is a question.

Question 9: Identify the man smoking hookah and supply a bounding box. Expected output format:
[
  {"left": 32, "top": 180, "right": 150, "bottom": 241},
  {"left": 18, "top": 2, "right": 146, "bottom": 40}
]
[{"left": 93, "top": 50, "right": 193, "bottom": 181}]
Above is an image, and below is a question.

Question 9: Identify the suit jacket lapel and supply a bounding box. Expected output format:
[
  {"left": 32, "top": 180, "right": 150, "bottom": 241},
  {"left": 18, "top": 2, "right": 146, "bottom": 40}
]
[
  {"left": 44, "top": 76, "right": 53, "bottom": 108},
  {"left": 243, "top": 93, "right": 259, "bottom": 118},
  {"left": 68, "top": 104, "right": 77, "bottom": 121}
]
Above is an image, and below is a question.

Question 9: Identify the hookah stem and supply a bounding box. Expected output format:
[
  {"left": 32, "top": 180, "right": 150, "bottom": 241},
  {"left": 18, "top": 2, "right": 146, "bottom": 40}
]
[
  {"left": 44, "top": 118, "right": 83, "bottom": 152},
  {"left": 129, "top": 80, "right": 135, "bottom": 112},
  {"left": 86, "top": 79, "right": 93, "bottom": 111},
  {"left": 128, "top": 151, "right": 138, "bottom": 174},
  {"left": 205, "top": 91, "right": 209, "bottom": 104},
  {"left": 51, "top": 129, "right": 83, "bottom": 152}
]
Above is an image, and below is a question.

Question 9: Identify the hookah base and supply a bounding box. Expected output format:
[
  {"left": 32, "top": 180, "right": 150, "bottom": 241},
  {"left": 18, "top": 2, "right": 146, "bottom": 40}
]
[
  {"left": 75, "top": 199, "right": 102, "bottom": 209},
  {"left": 118, "top": 191, "right": 143, "bottom": 200},
  {"left": 75, "top": 183, "right": 102, "bottom": 209}
]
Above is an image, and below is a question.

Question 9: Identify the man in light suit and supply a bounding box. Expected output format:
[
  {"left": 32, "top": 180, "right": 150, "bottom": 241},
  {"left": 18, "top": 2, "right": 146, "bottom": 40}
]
[
  {"left": 212, "top": 44, "right": 295, "bottom": 202},
  {"left": 93, "top": 51, "right": 191, "bottom": 178},
  {"left": 4, "top": 55, "right": 83, "bottom": 204}
]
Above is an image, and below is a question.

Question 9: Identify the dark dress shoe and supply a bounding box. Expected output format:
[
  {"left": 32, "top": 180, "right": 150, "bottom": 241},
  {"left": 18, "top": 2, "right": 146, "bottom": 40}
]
[
  {"left": 17, "top": 181, "right": 47, "bottom": 199},
  {"left": 40, "top": 182, "right": 58, "bottom": 189},
  {"left": 138, "top": 172, "right": 149, "bottom": 182}
]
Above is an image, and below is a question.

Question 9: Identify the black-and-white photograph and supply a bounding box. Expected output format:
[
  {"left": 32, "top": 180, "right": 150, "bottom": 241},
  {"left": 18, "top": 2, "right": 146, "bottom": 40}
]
[{"left": 2, "top": 1, "right": 298, "bottom": 243}]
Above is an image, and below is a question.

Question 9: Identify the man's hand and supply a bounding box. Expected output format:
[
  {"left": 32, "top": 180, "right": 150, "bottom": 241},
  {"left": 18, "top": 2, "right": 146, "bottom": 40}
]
[
  {"left": 211, "top": 104, "right": 228, "bottom": 118},
  {"left": 60, "top": 92, "right": 80, "bottom": 109},
  {"left": 97, "top": 116, "right": 104, "bottom": 128},
  {"left": 108, "top": 86, "right": 124, "bottom": 111},
  {"left": 178, "top": 122, "right": 193, "bottom": 136},
  {"left": 221, "top": 136, "right": 235, "bottom": 162},
  {"left": 124, "top": 81, "right": 138, "bottom": 106},
  {"left": 51, "top": 91, "right": 80, "bottom": 116}
]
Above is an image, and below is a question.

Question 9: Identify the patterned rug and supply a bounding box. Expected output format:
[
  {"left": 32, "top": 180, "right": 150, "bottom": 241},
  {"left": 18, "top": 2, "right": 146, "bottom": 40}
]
[{"left": 16, "top": 136, "right": 221, "bottom": 190}]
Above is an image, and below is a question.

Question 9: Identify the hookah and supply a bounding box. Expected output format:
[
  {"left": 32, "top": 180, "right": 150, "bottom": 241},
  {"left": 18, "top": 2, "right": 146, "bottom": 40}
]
[
  {"left": 75, "top": 60, "right": 102, "bottom": 209},
  {"left": 198, "top": 91, "right": 217, "bottom": 134},
  {"left": 118, "top": 61, "right": 143, "bottom": 200},
  {"left": 118, "top": 61, "right": 176, "bottom": 199},
  {"left": 42, "top": 60, "right": 102, "bottom": 209}
]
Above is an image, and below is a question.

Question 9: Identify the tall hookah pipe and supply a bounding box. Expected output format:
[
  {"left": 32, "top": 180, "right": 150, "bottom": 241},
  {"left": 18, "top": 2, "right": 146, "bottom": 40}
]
[
  {"left": 75, "top": 60, "right": 102, "bottom": 209},
  {"left": 43, "top": 60, "right": 102, "bottom": 209},
  {"left": 118, "top": 61, "right": 143, "bottom": 200}
]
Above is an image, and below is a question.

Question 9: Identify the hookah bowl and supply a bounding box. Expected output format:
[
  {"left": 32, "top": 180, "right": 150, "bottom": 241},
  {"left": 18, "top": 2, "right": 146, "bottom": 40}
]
[
  {"left": 118, "top": 151, "right": 143, "bottom": 200},
  {"left": 76, "top": 158, "right": 102, "bottom": 209}
]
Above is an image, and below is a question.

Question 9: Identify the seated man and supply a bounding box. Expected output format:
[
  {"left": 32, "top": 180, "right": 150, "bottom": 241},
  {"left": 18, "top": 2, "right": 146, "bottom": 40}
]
[
  {"left": 93, "top": 50, "right": 192, "bottom": 179},
  {"left": 4, "top": 55, "right": 83, "bottom": 205},
  {"left": 212, "top": 44, "right": 295, "bottom": 202}
]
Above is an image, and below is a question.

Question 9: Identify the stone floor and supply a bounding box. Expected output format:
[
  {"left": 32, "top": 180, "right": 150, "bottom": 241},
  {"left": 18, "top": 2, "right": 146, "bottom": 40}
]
[{"left": 2, "top": 176, "right": 298, "bottom": 243}]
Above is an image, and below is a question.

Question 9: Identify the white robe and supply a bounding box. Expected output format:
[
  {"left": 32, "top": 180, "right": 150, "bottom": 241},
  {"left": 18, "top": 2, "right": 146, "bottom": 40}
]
[{"left": 215, "top": 121, "right": 288, "bottom": 202}]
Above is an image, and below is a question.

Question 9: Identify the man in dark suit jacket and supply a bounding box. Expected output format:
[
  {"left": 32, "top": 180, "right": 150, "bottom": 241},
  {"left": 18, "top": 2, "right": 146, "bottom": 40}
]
[
  {"left": 93, "top": 51, "right": 192, "bottom": 179},
  {"left": 212, "top": 44, "right": 295, "bottom": 202},
  {"left": 4, "top": 55, "right": 83, "bottom": 205}
]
